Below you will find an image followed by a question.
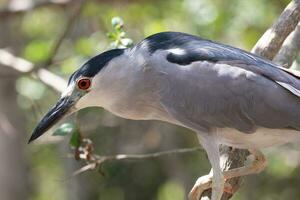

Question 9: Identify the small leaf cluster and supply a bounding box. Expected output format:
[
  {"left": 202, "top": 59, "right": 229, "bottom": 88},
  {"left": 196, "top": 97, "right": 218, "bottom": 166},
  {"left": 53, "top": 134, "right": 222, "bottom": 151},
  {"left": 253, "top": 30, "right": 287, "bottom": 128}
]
[{"left": 107, "top": 17, "right": 133, "bottom": 49}]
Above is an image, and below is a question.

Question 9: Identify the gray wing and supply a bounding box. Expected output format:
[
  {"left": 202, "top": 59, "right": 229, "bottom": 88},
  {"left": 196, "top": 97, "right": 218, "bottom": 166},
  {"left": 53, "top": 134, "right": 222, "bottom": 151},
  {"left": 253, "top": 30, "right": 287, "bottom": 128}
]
[
  {"left": 140, "top": 32, "right": 300, "bottom": 133},
  {"left": 154, "top": 56, "right": 300, "bottom": 134}
]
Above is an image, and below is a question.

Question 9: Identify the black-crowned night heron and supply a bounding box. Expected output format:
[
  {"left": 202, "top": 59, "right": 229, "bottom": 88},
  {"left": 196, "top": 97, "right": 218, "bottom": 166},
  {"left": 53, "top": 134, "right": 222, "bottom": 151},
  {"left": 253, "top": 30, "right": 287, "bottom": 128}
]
[{"left": 29, "top": 32, "right": 300, "bottom": 200}]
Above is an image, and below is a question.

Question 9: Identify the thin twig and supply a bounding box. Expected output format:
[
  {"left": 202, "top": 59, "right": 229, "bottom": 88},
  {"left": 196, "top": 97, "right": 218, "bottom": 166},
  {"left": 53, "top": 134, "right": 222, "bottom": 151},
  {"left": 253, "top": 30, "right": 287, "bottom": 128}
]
[
  {"left": 97, "top": 147, "right": 204, "bottom": 161},
  {"left": 72, "top": 146, "right": 204, "bottom": 176},
  {"left": 72, "top": 163, "right": 97, "bottom": 176},
  {"left": 44, "top": 0, "right": 87, "bottom": 68}
]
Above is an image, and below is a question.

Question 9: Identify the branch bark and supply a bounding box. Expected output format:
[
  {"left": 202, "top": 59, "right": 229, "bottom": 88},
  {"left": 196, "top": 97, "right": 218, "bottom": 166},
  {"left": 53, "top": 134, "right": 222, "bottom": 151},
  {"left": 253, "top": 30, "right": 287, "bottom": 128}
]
[
  {"left": 273, "top": 23, "right": 300, "bottom": 68},
  {"left": 252, "top": 0, "right": 300, "bottom": 60},
  {"left": 201, "top": 1, "right": 300, "bottom": 200},
  {"left": 0, "top": 49, "right": 67, "bottom": 93}
]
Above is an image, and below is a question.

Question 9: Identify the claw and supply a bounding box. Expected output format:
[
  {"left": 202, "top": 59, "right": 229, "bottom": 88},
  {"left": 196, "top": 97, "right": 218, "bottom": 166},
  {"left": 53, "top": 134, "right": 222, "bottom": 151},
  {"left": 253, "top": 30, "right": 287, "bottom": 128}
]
[
  {"left": 188, "top": 175, "right": 235, "bottom": 200},
  {"left": 188, "top": 174, "right": 212, "bottom": 200}
]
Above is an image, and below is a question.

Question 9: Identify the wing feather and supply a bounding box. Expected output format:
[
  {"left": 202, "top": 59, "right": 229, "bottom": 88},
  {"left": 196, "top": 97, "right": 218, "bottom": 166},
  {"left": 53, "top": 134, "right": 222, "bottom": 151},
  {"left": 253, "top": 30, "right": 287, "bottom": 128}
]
[{"left": 156, "top": 59, "right": 300, "bottom": 133}]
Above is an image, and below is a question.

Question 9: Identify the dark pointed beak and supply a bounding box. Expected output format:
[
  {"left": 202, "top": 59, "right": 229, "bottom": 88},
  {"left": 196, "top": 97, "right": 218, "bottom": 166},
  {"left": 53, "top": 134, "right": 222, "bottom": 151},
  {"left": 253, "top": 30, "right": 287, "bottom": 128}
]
[{"left": 28, "top": 96, "right": 75, "bottom": 143}]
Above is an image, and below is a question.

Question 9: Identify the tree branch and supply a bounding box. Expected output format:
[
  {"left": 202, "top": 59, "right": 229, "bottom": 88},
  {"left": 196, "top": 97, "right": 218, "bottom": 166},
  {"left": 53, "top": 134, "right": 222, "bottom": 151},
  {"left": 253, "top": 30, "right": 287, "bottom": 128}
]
[
  {"left": 273, "top": 23, "right": 300, "bottom": 68},
  {"left": 252, "top": 0, "right": 300, "bottom": 60},
  {"left": 0, "top": 49, "right": 67, "bottom": 93}
]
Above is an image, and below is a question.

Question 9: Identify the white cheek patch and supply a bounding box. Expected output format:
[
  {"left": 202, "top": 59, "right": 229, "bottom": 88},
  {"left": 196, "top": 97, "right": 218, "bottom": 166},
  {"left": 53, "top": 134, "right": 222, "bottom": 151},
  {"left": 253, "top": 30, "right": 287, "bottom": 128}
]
[{"left": 61, "top": 83, "right": 75, "bottom": 98}]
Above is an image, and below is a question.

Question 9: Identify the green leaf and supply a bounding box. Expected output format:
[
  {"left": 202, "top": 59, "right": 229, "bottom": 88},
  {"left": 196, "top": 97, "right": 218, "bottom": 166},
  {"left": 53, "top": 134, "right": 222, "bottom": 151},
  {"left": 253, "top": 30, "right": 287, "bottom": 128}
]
[
  {"left": 52, "top": 123, "right": 76, "bottom": 136},
  {"left": 53, "top": 123, "right": 81, "bottom": 148},
  {"left": 106, "top": 32, "right": 114, "bottom": 39},
  {"left": 69, "top": 129, "right": 81, "bottom": 148}
]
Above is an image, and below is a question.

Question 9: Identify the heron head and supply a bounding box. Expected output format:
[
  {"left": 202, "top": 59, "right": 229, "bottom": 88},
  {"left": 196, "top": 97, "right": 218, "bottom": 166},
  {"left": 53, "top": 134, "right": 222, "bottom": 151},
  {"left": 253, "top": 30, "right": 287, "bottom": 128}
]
[{"left": 29, "top": 49, "right": 125, "bottom": 143}]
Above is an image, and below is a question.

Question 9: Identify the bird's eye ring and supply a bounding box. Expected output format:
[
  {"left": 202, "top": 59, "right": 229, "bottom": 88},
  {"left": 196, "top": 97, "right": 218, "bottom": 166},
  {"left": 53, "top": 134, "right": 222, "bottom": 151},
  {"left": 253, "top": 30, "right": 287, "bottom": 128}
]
[{"left": 77, "top": 78, "right": 91, "bottom": 90}]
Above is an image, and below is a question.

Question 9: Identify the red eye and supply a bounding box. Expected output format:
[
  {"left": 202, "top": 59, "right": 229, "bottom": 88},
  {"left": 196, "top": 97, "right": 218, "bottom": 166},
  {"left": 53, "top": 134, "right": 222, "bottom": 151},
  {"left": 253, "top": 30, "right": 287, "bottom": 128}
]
[{"left": 77, "top": 78, "right": 91, "bottom": 90}]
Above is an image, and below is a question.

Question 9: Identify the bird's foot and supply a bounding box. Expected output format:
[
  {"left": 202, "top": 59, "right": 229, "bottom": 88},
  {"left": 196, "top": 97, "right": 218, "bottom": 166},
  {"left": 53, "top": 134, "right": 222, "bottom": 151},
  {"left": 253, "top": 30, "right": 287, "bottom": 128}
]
[
  {"left": 188, "top": 174, "right": 211, "bottom": 200},
  {"left": 188, "top": 174, "right": 234, "bottom": 200},
  {"left": 188, "top": 149, "right": 267, "bottom": 200}
]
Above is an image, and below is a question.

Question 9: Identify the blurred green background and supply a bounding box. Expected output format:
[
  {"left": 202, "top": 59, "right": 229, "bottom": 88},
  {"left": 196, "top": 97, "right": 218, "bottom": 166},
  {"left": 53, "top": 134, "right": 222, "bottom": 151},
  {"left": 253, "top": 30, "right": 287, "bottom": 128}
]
[{"left": 1, "top": 0, "right": 300, "bottom": 200}]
